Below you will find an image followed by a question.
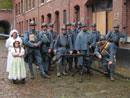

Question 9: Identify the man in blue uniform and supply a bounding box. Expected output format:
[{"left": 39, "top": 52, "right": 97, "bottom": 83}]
[
  {"left": 24, "top": 21, "right": 50, "bottom": 79},
  {"left": 40, "top": 23, "right": 53, "bottom": 75},
  {"left": 106, "top": 24, "right": 127, "bottom": 55},
  {"left": 72, "top": 23, "right": 79, "bottom": 68},
  {"left": 66, "top": 22, "right": 73, "bottom": 71},
  {"left": 54, "top": 26, "right": 73, "bottom": 77},
  {"left": 48, "top": 23, "right": 57, "bottom": 71},
  {"left": 77, "top": 22, "right": 82, "bottom": 33},
  {"left": 75, "top": 23, "right": 94, "bottom": 75},
  {"left": 89, "top": 23, "right": 101, "bottom": 68},
  {"left": 95, "top": 35, "right": 115, "bottom": 81}
]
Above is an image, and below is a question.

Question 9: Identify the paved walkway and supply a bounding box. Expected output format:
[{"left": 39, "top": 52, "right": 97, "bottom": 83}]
[{"left": 0, "top": 39, "right": 130, "bottom": 98}]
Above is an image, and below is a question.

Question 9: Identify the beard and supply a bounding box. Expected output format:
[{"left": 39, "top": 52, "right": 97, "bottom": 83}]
[{"left": 83, "top": 29, "right": 87, "bottom": 32}]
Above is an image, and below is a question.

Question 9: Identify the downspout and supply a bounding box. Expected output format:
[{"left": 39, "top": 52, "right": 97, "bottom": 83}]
[
  {"left": 68, "top": 0, "right": 70, "bottom": 22},
  {"left": 38, "top": 0, "right": 40, "bottom": 31}
]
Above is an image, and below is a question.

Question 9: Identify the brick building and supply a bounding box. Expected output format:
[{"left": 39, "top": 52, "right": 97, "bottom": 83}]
[
  {"left": 12, "top": 0, "right": 130, "bottom": 40},
  {"left": 0, "top": 10, "right": 13, "bottom": 34}
]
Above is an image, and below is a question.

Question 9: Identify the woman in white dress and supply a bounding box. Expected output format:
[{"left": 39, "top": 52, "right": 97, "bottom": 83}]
[
  {"left": 8, "top": 40, "right": 26, "bottom": 84},
  {"left": 5, "top": 29, "right": 22, "bottom": 73}
]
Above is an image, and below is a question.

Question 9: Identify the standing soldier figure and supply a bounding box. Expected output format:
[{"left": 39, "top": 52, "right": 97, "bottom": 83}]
[
  {"left": 75, "top": 24, "right": 93, "bottom": 76},
  {"left": 72, "top": 23, "right": 79, "bottom": 69},
  {"left": 95, "top": 36, "right": 115, "bottom": 81},
  {"left": 90, "top": 23, "right": 101, "bottom": 68},
  {"left": 66, "top": 22, "right": 73, "bottom": 71},
  {"left": 54, "top": 26, "right": 73, "bottom": 77},
  {"left": 48, "top": 23, "right": 57, "bottom": 71},
  {"left": 40, "top": 23, "right": 53, "bottom": 75},
  {"left": 24, "top": 21, "right": 50, "bottom": 79},
  {"left": 77, "top": 22, "right": 82, "bottom": 33},
  {"left": 106, "top": 24, "right": 127, "bottom": 55}
]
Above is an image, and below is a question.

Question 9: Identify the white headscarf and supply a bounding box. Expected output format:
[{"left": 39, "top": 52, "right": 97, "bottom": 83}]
[
  {"left": 9, "top": 29, "right": 19, "bottom": 38},
  {"left": 5, "top": 29, "right": 22, "bottom": 49}
]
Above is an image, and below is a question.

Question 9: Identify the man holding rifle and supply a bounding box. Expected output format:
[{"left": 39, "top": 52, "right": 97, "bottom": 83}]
[
  {"left": 106, "top": 24, "right": 127, "bottom": 55},
  {"left": 95, "top": 35, "right": 115, "bottom": 81}
]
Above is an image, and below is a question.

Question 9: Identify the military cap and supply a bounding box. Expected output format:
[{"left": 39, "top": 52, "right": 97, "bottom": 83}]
[
  {"left": 72, "top": 23, "right": 77, "bottom": 27},
  {"left": 100, "top": 35, "right": 106, "bottom": 40},
  {"left": 49, "top": 23, "right": 54, "bottom": 27},
  {"left": 66, "top": 22, "right": 71, "bottom": 26},
  {"left": 114, "top": 24, "right": 119, "bottom": 28},
  {"left": 61, "top": 26, "right": 67, "bottom": 30},
  {"left": 77, "top": 22, "right": 82, "bottom": 25},
  {"left": 41, "top": 23, "right": 47, "bottom": 27},
  {"left": 82, "top": 23, "right": 87, "bottom": 28},
  {"left": 29, "top": 21, "right": 36, "bottom": 26},
  {"left": 91, "top": 23, "right": 96, "bottom": 27}
]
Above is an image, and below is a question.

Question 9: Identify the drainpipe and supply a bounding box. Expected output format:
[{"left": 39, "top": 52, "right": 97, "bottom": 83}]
[
  {"left": 68, "top": 0, "right": 70, "bottom": 22},
  {"left": 38, "top": 0, "right": 40, "bottom": 31}
]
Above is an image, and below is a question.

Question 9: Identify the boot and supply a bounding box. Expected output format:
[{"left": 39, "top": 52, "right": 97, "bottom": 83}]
[
  {"left": 79, "top": 65, "right": 83, "bottom": 75},
  {"left": 110, "top": 76, "right": 115, "bottom": 81},
  {"left": 31, "top": 74, "right": 34, "bottom": 79},
  {"left": 12, "top": 80, "right": 17, "bottom": 84},
  {"left": 87, "top": 69, "right": 93, "bottom": 75},
  {"left": 57, "top": 72, "right": 61, "bottom": 77},
  {"left": 21, "top": 79, "right": 25, "bottom": 84},
  {"left": 45, "top": 71, "right": 51, "bottom": 76},
  {"left": 62, "top": 72, "right": 68, "bottom": 76},
  {"left": 42, "top": 74, "right": 51, "bottom": 79}
]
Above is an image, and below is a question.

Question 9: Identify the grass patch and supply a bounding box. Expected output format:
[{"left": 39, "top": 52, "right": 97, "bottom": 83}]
[{"left": 0, "top": 0, "right": 12, "bottom": 9}]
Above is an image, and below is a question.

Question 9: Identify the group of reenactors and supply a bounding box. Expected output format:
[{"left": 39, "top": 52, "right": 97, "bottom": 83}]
[{"left": 24, "top": 20, "right": 127, "bottom": 81}]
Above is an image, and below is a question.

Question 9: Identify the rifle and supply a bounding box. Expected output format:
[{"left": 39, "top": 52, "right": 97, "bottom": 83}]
[{"left": 51, "top": 54, "right": 96, "bottom": 65}]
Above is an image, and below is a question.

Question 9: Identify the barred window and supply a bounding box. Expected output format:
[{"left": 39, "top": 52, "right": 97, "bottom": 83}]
[{"left": 92, "top": 0, "right": 112, "bottom": 12}]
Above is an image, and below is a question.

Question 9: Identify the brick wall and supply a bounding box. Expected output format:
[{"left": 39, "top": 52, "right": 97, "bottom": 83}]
[
  {"left": 0, "top": 10, "right": 13, "bottom": 24},
  {"left": 12, "top": 0, "right": 130, "bottom": 38}
]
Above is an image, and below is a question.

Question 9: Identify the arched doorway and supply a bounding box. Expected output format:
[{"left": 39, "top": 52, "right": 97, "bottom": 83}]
[{"left": 0, "top": 20, "right": 11, "bottom": 34}]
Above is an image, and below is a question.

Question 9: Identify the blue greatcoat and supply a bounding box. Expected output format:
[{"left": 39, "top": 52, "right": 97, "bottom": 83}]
[
  {"left": 67, "top": 29, "right": 73, "bottom": 70},
  {"left": 54, "top": 32, "right": 73, "bottom": 73},
  {"left": 95, "top": 42, "right": 115, "bottom": 76},
  {"left": 75, "top": 30, "right": 93, "bottom": 67},
  {"left": 106, "top": 30, "right": 127, "bottom": 54},
  {"left": 72, "top": 29, "right": 79, "bottom": 50},
  {"left": 39, "top": 30, "right": 53, "bottom": 71},
  {"left": 24, "top": 29, "right": 46, "bottom": 75},
  {"left": 48, "top": 30, "right": 57, "bottom": 49},
  {"left": 54, "top": 32, "right": 73, "bottom": 59}
]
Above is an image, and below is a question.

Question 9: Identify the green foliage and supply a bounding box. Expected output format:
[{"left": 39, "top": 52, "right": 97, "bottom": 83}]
[
  {"left": 0, "top": 0, "right": 12, "bottom": 9},
  {"left": 0, "top": 27, "right": 4, "bottom": 33}
]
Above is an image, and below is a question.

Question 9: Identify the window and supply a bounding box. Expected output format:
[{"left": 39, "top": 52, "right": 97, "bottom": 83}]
[
  {"left": 63, "top": 10, "right": 67, "bottom": 24},
  {"left": 41, "top": 0, "right": 44, "bottom": 3},
  {"left": 29, "top": 0, "right": 31, "bottom": 9},
  {"left": 41, "top": 15, "right": 44, "bottom": 25},
  {"left": 47, "top": 0, "right": 51, "bottom": 3},
  {"left": 21, "top": 0, "right": 23, "bottom": 14},
  {"left": 26, "top": 0, "right": 28, "bottom": 11},
  {"left": 92, "top": 0, "right": 112, "bottom": 12},
  {"left": 47, "top": 13, "right": 51, "bottom": 24},
  {"left": 33, "top": 0, "right": 35, "bottom": 7},
  {"left": 18, "top": 2, "right": 20, "bottom": 14},
  {"left": 74, "top": 5, "right": 80, "bottom": 22},
  {"left": 15, "top": 4, "right": 18, "bottom": 16},
  {"left": 26, "top": 20, "right": 28, "bottom": 31}
]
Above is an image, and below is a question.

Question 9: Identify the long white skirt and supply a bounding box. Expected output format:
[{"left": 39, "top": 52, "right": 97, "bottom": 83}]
[
  {"left": 8, "top": 57, "right": 26, "bottom": 80},
  {"left": 6, "top": 51, "right": 12, "bottom": 72}
]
